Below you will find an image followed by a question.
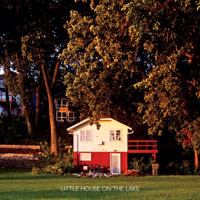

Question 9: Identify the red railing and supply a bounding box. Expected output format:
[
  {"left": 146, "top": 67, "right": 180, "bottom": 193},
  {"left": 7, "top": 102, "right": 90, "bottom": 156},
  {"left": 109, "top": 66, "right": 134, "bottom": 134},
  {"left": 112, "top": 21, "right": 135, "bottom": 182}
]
[{"left": 128, "top": 140, "right": 158, "bottom": 154}]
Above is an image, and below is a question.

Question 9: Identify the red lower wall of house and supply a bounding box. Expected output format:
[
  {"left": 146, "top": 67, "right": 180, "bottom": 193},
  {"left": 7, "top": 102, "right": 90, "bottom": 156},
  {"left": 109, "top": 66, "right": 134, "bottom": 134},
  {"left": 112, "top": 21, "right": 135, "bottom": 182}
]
[{"left": 73, "top": 152, "right": 127, "bottom": 173}]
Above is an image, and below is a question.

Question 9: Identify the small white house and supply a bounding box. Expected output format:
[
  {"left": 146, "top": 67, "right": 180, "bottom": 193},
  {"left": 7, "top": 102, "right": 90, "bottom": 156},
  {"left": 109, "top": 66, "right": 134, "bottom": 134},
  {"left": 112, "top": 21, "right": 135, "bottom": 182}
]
[{"left": 67, "top": 118, "right": 133, "bottom": 174}]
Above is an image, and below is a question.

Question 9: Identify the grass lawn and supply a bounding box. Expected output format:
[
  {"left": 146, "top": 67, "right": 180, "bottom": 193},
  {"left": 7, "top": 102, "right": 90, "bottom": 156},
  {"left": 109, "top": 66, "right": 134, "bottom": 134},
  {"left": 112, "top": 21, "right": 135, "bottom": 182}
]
[{"left": 0, "top": 170, "right": 200, "bottom": 200}]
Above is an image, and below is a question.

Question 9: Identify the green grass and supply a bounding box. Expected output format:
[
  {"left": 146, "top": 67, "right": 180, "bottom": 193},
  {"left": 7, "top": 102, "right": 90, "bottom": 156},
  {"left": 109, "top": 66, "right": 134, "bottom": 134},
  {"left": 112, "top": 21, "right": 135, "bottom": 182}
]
[{"left": 0, "top": 170, "right": 200, "bottom": 200}]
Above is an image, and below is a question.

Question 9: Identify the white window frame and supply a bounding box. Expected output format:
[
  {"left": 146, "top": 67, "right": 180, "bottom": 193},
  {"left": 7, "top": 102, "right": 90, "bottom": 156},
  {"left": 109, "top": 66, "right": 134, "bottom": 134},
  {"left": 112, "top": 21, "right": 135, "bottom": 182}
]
[
  {"left": 110, "top": 130, "right": 115, "bottom": 141},
  {"left": 56, "top": 111, "right": 67, "bottom": 122},
  {"left": 110, "top": 130, "right": 121, "bottom": 141},
  {"left": 80, "top": 130, "right": 85, "bottom": 141},
  {"left": 79, "top": 130, "right": 92, "bottom": 142},
  {"left": 86, "top": 130, "right": 92, "bottom": 141},
  {"left": 116, "top": 130, "right": 121, "bottom": 141},
  {"left": 56, "top": 111, "right": 76, "bottom": 122},
  {"left": 80, "top": 153, "right": 91, "bottom": 161},
  {"left": 68, "top": 112, "right": 75, "bottom": 122},
  {"left": 56, "top": 98, "right": 68, "bottom": 108}
]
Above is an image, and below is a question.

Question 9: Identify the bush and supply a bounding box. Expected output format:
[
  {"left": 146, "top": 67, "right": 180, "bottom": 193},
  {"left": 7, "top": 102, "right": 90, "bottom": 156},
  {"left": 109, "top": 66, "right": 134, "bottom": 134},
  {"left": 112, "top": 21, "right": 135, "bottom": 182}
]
[
  {"left": 32, "top": 138, "right": 73, "bottom": 175},
  {"left": 130, "top": 157, "right": 152, "bottom": 175},
  {"left": 164, "top": 160, "right": 195, "bottom": 175},
  {"left": 0, "top": 115, "right": 27, "bottom": 144}
]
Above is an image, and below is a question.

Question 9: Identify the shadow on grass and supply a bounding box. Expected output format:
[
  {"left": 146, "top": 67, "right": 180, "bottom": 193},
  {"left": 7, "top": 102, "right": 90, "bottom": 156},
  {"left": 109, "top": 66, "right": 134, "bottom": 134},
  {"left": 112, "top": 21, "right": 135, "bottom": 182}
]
[
  {"left": 0, "top": 168, "right": 72, "bottom": 180},
  {"left": 0, "top": 174, "right": 72, "bottom": 180},
  {"left": 0, "top": 168, "right": 30, "bottom": 173}
]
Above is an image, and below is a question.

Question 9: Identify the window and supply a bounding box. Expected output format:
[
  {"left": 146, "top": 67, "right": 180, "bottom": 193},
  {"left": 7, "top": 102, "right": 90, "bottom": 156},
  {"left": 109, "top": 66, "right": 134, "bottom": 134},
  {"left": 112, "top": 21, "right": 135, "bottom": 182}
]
[
  {"left": 116, "top": 130, "right": 121, "bottom": 141},
  {"left": 62, "top": 99, "right": 67, "bottom": 107},
  {"left": 86, "top": 130, "right": 92, "bottom": 141},
  {"left": 57, "top": 99, "right": 61, "bottom": 107},
  {"left": 110, "top": 130, "right": 115, "bottom": 141},
  {"left": 57, "top": 112, "right": 61, "bottom": 121},
  {"left": 68, "top": 112, "right": 75, "bottom": 121},
  {"left": 56, "top": 99, "right": 68, "bottom": 108},
  {"left": 56, "top": 111, "right": 75, "bottom": 122},
  {"left": 80, "top": 130, "right": 92, "bottom": 142},
  {"left": 110, "top": 130, "right": 121, "bottom": 141},
  {"left": 80, "top": 130, "right": 85, "bottom": 141},
  {"left": 56, "top": 112, "right": 67, "bottom": 122},
  {"left": 80, "top": 153, "right": 91, "bottom": 161},
  {"left": 62, "top": 112, "right": 67, "bottom": 119}
]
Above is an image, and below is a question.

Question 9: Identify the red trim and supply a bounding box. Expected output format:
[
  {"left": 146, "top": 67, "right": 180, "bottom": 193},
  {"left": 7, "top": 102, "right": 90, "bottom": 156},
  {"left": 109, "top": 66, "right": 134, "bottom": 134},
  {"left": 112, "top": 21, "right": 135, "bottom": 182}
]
[
  {"left": 128, "top": 150, "right": 158, "bottom": 153},
  {"left": 73, "top": 152, "right": 127, "bottom": 173}
]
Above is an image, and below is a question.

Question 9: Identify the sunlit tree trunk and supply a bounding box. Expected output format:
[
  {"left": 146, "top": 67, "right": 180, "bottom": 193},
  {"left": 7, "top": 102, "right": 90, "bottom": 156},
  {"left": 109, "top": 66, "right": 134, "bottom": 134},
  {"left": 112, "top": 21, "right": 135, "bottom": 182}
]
[
  {"left": 194, "top": 149, "right": 199, "bottom": 170},
  {"left": 40, "top": 63, "right": 58, "bottom": 156},
  {"left": 34, "top": 86, "right": 40, "bottom": 129},
  {"left": 4, "top": 49, "right": 12, "bottom": 120},
  {"left": 51, "top": 61, "right": 60, "bottom": 89},
  {"left": 24, "top": 104, "right": 33, "bottom": 135},
  {"left": 5, "top": 85, "right": 12, "bottom": 120}
]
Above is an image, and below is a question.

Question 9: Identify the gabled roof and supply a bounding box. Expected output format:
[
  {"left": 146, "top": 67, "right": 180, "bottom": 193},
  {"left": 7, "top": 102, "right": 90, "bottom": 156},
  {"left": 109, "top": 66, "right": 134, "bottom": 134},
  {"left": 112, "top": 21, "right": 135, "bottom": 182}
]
[{"left": 67, "top": 117, "right": 133, "bottom": 133}]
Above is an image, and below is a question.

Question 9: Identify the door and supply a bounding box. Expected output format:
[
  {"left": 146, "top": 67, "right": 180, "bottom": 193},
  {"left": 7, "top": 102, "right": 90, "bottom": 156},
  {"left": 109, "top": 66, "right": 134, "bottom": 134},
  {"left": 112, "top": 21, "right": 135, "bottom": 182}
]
[{"left": 110, "top": 153, "right": 121, "bottom": 174}]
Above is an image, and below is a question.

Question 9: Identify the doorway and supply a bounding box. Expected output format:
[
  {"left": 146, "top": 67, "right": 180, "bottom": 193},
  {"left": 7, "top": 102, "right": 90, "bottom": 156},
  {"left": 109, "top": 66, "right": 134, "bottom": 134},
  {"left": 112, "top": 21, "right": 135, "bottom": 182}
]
[{"left": 110, "top": 153, "right": 121, "bottom": 174}]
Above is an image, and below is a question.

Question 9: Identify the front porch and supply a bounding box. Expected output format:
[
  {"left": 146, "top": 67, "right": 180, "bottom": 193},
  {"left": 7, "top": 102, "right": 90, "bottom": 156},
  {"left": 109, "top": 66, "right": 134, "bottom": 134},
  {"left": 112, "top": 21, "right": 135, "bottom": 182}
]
[{"left": 128, "top": 140, "right": 158, "bottom": 160}]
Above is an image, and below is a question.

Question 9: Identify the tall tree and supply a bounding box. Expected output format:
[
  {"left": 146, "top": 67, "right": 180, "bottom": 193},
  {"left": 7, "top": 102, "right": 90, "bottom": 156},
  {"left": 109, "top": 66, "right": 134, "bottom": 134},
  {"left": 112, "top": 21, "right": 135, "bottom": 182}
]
[
  {"left": 129, "top": 0, "right": 200, "bottom": 169},
  {"left": 61, "top": 0, "right": 200, "bottom": 168},
  {"left": 0, "top": 0, "right": 75, "bottom": 155},
  {"left": 60, "top": 0, "right": 140, "bottom": 126}
]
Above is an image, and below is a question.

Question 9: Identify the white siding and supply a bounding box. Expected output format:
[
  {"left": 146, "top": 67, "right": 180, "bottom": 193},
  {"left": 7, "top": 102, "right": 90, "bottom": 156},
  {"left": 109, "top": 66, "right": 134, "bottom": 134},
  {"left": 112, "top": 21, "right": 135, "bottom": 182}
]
[{"left": 73, "top": 120, "right": 128, "bottom": 152}]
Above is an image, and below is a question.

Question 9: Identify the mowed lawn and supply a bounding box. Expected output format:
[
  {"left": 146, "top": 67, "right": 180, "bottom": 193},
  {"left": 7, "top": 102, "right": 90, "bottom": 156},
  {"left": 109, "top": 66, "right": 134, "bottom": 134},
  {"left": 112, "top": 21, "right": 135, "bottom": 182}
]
[{"left": 0, "top": 170, "right": 200, "bottom": 200}]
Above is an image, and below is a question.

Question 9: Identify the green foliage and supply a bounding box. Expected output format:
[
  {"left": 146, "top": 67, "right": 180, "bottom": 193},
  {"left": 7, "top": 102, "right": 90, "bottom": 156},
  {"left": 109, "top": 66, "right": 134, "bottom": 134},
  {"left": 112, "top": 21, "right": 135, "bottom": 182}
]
[
  {"left": 0, "top": 115, "right": 28, "bottom": 144},
  {"left": 165, "top": 160, "right": 195, "bottom": 175},
  {"left": 177, "top": 118, "right": 200, "bottom": 151},
  {"left": 32, "top": 139, "right": 73, "bottom": 175},
  {"left": 0, "top": 0, "right": 74, "bottom": 138},
  {"left": 129, "top": 0, "right": 200, "bottom": 152},
  {"left": 60, "top": 0, "right": 140, "bottom": 124},
  {"left": 60, "top": 0, "right": 200, "bottom": 155},
  {"left": 130, "top": 156, "right": 152, "bottom": 175}
]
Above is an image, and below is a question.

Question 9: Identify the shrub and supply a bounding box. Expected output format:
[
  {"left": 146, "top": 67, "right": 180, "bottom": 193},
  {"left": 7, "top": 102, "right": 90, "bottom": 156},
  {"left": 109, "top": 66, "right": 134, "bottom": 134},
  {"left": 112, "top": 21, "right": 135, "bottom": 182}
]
[
  {"left": 130, "top": 157, "right": 152, "bottom": 175},
  {"left": 32, "top": 138, "right": 73, "bottom": 175}
]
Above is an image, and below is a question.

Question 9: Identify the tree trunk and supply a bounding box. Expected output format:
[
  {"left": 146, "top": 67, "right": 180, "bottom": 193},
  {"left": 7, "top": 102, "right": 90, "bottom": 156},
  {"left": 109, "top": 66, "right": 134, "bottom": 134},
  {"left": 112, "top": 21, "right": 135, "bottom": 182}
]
[
  {"left": 24, "top": 104, "right": 33, "bottom": 135},
  {"left": 4, "top": 49, "right": 12, "bottom": 120},
  {"left": 15, "top": 52, "right": 33, "bottom": 134},
  {"left": 34, "top": 86, "right": 40, "bottom": 129},
  {"left": 51, "top": 61, "right": 60, "bottom": 88},
  {"left": 194, "top": 149, "right": 199, "bottom": 170},
  {"left": 5, "top": 85, "right": 12, "bottom": 120},
  {"left": 40, "top": 63, "right": 58, "bottom": 156}
]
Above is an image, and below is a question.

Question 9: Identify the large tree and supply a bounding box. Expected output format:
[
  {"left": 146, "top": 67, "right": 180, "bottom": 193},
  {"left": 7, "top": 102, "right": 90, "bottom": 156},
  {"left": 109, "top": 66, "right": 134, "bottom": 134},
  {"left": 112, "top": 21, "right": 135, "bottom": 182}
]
[
  {"left": 129, "top": 0, "right": 200, "bottom": 169},
  {"left": 61, "top": 0, "right": 200, "bottom": 168},
  {"left": 0, "top": 0, "right": 75, "bottom": 155},
  {"left": 60, "top": 0, "right": 141, "bottom": 126}
]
